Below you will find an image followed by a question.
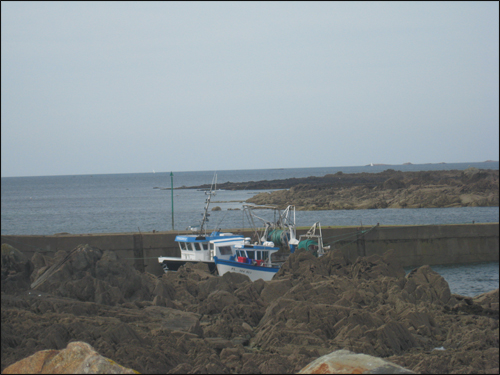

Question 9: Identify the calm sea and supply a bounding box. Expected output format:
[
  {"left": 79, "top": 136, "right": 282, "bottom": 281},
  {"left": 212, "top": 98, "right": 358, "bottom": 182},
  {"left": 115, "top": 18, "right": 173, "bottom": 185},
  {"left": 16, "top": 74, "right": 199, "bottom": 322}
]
[
  {"left": 2, "top": 162, "right": 498, "bottom": 296},
  {"left": 2, "top": 161, "right": 498, "bottom": 235},
  {"left": 410, "top": 262, "right": 499, "bottom": 297}
]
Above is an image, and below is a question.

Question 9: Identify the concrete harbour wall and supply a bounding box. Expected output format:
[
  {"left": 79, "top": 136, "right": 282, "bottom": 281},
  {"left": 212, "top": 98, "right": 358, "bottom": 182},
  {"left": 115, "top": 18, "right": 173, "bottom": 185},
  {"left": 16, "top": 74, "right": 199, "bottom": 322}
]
[
  {"left": 331, "top": 223, "right": 499, "bottom": 268},
  {"left": 1, "top": 223, "right": 498, "bottom": 275}
]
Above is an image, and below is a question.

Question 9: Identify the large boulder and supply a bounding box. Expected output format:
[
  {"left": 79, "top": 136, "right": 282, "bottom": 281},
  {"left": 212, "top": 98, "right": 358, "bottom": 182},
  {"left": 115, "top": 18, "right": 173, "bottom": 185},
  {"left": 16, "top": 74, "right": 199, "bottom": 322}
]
[
  {"left": 29, "top": 245, "right": 155, "bottom": 305},
  {"left": 405, "top": 265, "right": 451, "bottom": 305},
  {"left": 2, "top": 341, "right": 138, "bottom": 374},
  {"left": 1, "top": 244, "right": 30, "bottom": 274},
  {"left": 275, "top": 251, "right": 329, "bottom": 279},
  {"left": 321, "top": 249, "right": 352, "bottom": 277},
  {"left": 198, "top": 290, "right": 240, "bottom": 315},
  {"left": 260, "top": 279, "right": 295, "bottom": 304},
  {"left": 1, "top": 244, "right": 34, "bottom": 293},
  {"left": 473, "top": 288, "right": 499, "bottom": 311},
  {"left": 298, "top": 349, "right": 415, "bottom": 374},
  {"left": 350, "top": 250, "right": 405, "bottom": 280}
]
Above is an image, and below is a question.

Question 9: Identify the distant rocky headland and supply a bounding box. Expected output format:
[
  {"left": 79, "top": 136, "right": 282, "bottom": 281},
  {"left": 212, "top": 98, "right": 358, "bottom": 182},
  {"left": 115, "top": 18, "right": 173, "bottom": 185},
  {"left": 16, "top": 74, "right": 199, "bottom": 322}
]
[{"left": 186, "top": 168, "right": 499, "bottom": 211}]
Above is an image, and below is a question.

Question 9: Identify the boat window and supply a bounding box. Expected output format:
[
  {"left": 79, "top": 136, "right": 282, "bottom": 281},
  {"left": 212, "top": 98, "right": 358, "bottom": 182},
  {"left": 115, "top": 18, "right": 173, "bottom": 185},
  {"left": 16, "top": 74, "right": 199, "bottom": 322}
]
[
  {"left": 195, "top": 243, "right": 202, "bottom": 251},
  {"left": 262, "top": 252, "right": 269, "bottom": 260},
  {"left": 247, "top": 250, "right": 255, "bottom": 260},
  {"left": 219, "top": 246, "right": 232, "bottom": 256},
  {"left": 202, "top": 243, "right": 209, "bottom": 250},
  {"left": 209, "top": 243, "right": 214, "bottom": 251},
  {"left": 256, "top": 251, "right": 262, "bottom": 260},
  {"left": 187, "top": 243, "right": 194, "bottom": 251},
  {"left": 180, "top": 242, "right": 188, "bottom": 251}
]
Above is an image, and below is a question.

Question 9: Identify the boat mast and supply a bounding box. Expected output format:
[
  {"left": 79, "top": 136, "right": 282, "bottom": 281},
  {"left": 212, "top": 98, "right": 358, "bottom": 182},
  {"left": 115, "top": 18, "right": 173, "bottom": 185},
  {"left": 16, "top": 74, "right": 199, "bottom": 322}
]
[{"left": 199, "top": 173, "right": 217, "bottom": 235}]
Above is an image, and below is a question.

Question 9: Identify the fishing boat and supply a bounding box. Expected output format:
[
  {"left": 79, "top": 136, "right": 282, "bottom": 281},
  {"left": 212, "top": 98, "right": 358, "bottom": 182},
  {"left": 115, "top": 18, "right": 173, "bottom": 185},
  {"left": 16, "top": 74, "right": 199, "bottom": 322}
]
[
  {"left": 214, "top": 206, "right": 331, "bottom": 281},
  {"left": 158, "top": 234, "right": 245, "bottom": 273},
  {"left": 158, "top": 174, "right": 244, "bottom": 273},
  {"left": 214, "top": 205, "right": 298, "bottom": 281},
  {"left": 214, "top": 242, "right": 281, "bottom": 281}
]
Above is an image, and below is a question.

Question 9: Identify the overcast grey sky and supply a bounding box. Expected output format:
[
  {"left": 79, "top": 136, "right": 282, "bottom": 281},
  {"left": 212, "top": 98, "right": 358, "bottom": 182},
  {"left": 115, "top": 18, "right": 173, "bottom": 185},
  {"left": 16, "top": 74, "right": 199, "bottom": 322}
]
[{"left": 1, "top": 2, "right": 498, "bottom": 177}]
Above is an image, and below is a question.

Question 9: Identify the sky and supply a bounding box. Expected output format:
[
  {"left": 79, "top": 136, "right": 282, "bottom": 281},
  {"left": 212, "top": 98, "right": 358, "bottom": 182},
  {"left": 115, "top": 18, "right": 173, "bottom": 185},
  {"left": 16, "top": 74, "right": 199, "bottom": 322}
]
[{"left": 1, "top": 2, "right": 499, "bottom": 177}]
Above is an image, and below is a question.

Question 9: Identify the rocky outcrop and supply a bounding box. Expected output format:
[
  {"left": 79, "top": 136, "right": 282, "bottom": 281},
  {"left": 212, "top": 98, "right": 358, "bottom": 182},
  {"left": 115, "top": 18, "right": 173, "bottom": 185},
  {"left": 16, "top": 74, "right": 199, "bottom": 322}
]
[
  {"left": 1, "top": 244, "right": 498, "bottom": 374},
  {"left": 240, "top": 168, "right": 499, "bottom": 210},
  {"left": 1, "top": 244, "right": 34, "bottom": 294},
  {"left": 473, "top": 289, "right": 499, "bottom": 311},
  {"left": 2, "top": 341, "right": 138, "bottom": 374},
  {"left": 29, "top": 244, "right": 156, "bottom": 305},
  {"left": 1, "top": 244, "right": 31, "bottom": 275}
]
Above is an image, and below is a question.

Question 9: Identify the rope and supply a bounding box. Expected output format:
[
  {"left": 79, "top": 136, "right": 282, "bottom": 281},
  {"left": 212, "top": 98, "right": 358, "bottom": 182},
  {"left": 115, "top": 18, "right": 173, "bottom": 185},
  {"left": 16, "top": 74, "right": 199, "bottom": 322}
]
[
  {"left": 214, "top": 211, "right": 229, "bottom": 232},
  {"left": 322, "top": 229, "right": 368, "bottom": 244},
  {"left": 321, "top": 224, "right": 383, "bottom": 242},
  {"left": 125, "top": 256, "right": 171, "bottom": 260},
  {"left": 323, "top": 224, "right": 378, "bottom": 248},
  {"left": 30, "top": 247, "right": 79, "bottom": 289},
  {"left": 374, "top": 221, "right": 484, "bottom": 229},
  {"left": 332, "top": 235, "right": 364, "bottom": 251}
]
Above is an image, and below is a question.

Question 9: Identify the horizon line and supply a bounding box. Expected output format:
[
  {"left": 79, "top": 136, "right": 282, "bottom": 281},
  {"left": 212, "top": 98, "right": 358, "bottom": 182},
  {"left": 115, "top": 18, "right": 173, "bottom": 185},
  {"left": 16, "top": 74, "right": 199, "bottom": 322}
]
[{"left": 1, "top": 160, "right": 498, "bottom": 179}]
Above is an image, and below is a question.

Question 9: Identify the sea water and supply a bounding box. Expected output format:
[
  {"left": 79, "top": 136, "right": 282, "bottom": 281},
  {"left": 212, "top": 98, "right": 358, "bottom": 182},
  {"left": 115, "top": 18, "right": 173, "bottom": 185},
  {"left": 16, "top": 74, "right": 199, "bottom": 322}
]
[
  {"left": 2, "top": 161, "right": 498, "bottom": 236},
  {"left": 2, "top": 162, "right": 498, "bottom": 296},
  {"left": 405, "top": 262, "right": 499, "bottom": 297}
]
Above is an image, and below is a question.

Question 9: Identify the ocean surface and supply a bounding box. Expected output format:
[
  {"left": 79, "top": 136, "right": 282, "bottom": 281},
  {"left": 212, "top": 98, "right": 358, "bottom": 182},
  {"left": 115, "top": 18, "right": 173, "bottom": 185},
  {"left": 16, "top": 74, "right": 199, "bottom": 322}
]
[
  {"left": 410, "top": 261, "right": 499, "bottom": 298},
  {"left": 2, "top": 161, "right": 498, "bottom": 236},
  {"left": 2, "top": 161, "right": 498, "bottom": 296}
]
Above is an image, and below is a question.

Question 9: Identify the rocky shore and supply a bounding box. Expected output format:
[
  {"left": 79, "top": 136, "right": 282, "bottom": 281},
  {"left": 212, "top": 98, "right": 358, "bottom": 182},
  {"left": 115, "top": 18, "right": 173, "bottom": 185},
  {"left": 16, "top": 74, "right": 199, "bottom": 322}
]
[
  {"left": 190, "top": 168, "right": 499, "bottom": 211},
  {"left": 2, "top": 243, "right": 499, "bottom": 374}
]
